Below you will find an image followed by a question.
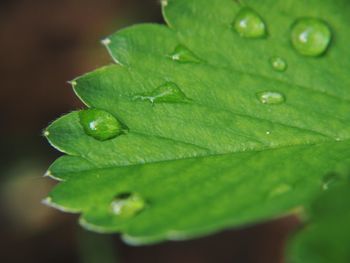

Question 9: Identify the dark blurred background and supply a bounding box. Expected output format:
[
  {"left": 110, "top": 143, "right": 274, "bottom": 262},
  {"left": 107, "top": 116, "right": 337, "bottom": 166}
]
[{"left": 0, "top": 1, "right": 299, "bottom": 262}]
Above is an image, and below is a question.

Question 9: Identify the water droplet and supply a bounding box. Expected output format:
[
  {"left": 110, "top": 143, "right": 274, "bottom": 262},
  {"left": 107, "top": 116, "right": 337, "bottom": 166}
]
[
  {"left": 322, "top": 173, "right": 340, "bottom": 190},
  {"left": 168, "top": 45, "right": 201, "bottom": 63},
  {"left": 111, "top": 192, "right": 146, "bottom": 218},
  {"left": 291, "top": 18, "right": 332, "bottom": 57},
  {"left": 79, "top": 109, "right": 124, "bottom": 141},
  {"left": 133, "top": 82, "right": 191, "bottom": 104},
  {"left": 233, "top": 7, "right": 267, "bottom": 38},
  {"left": 256, "top": 91, "right": 286, "bottom": 105},
  {"left": 270, "top": 57, "right": 287, "bottom": 72},
  {"left": 266, "top": 131, "right": 271, "bottom": 135},
  {"left": 268, "top": 184, "right": 292, "bottom": 198}
]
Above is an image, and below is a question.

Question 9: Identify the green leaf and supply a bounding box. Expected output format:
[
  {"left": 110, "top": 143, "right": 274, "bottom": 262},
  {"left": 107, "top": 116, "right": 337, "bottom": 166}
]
[
  {"left": 44, "top": 0, "right": 350, "bottom": 245},
  {"left": 287, "top": 180, "right": 350, "bottom": 263}
]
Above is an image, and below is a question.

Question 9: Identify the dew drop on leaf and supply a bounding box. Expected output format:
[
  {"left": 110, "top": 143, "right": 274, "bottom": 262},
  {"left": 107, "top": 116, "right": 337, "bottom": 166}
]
[
  {"left": 168, "top": 44, "right": 201, "bottom": 63},
  {"left": 270, "top": 57, "right": 288, "bottom": 72},
  {"left": 111, "top": 192, "right": 146, "bottom": 218},
  {"left": 233, "top": 7, "right": 267, "bottom": 38},
  {"left": 79, "top": 109, "right": 124, "bottom": 141},
  {"left": 291, "top": 18, "right": 332, "bottom": 57},
  {"left": 256, "top": 91, "right": 286, "bottom": 105},
  {"left": 322, "top": 173, "right": 340, "bottom": 190},
  {"left": 133, "top": 82, "right": 191, "bottom": 104}
]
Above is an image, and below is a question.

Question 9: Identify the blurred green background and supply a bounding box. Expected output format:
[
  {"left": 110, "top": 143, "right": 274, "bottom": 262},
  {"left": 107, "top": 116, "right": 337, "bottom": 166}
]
[{"left": 0, "top": 1, "right": 299, "bottom": 262}]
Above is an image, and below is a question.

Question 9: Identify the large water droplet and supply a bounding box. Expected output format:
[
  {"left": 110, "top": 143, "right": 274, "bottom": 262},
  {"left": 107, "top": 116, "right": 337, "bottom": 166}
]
[
  {"left": 233, "top": 7, "right": 267, "bottom": 38},
  {"left": 169, "top": 45, "right": 201, "bottom": 63},
  {"left": 270, "top": 57, "right": 287, "bottom": 72},
  {"left": 291, "top": 18, "right": 332, "bottom": 57},
  {"left": 133, "top": 82, "right": 191, "bottom": 104},
  {"left": 111, "top": 192, "right": 146, "bottom": 218},
  {"left": 256, "top": 91, "right": 286, "bottom": 105},
  {"left": 79, "top": 109, "right": 124, "bottom": 141}
]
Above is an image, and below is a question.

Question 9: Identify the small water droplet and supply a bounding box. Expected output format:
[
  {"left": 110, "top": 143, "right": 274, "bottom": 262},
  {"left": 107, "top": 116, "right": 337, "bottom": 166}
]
[
  {"left": 291, "top": 18, "right": 332, "bottom": 57},
  {"left": 270, "top": 57, "right": 287, "bottom": 72},
  {"left": 266, "top": 131, "right": 271, "bottom": 135},
  {"left": 256, "top": 91, "right": 286, "bottom": 105},
  {"left": 133, "top": 82, "right": 191, "bottom": 104},
  {"left": 79, "top": 109, "right": 125, "bottom": 141},
  {"left": 233, "top": 7, "right": 267, "bottom": 38},
  {"left": 268, "top": 184, "right": 292, "bottom": 198},
  {"left": 43, "top": 130, "right": 50, "bottom": 137},
  {"left": 322, "top": 173, "right": 340, "bottom": 190},
  {"left": 168, "top": 45, "right": 201, "bottom": 63},
  {"left": 111, "top": 192, "right": 146, "bottom": 218}
]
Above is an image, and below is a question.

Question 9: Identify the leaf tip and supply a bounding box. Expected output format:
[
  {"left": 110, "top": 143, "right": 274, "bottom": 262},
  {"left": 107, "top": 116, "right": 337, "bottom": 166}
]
[
  {"left": 67, "top": 80, "right": 77, "bottom": 88},
  {"left": 101, "top": 38, "right": 111, "bottom": 46},
  {"left": 79, "top": 216, "right": 112, "bottom": 234},
  {"left": 42, "top": 197, "right": 80, "bottom": 213},
  {"left": 43, "top": 170, "right": 52, "bottom": 177},
  {"left": 43, "top": 169, "right": 64, "bottom": 181},
  {"left": 42, "top": 129, "right": 50, "bottom": 137},
  {"left": 160, "top": 0, "right": 168, "bottom": 7}
]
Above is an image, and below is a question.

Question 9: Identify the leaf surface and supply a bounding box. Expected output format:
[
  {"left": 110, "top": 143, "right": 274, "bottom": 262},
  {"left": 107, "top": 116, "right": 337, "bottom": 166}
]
[{"left": 45, "top": 0, "right": 350, "bottom": 245}]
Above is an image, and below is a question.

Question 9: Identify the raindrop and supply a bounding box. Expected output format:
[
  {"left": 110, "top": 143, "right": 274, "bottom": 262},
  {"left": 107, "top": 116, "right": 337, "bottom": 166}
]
[
  {"left": 256, "top": 91, "right": 286, "bottom": 105},
  {"left": 270, "top": 57, "right": 287, "bottom": 72},
  {"left": 111, "top": 192, "right": 146, "bottom": 218},
  {"left": 133, "top": 82, "right": 191, "bottom": 104},
  {"left": 168, "top": 44, "right": 201, "bottom": 63},
  {"left": 233, "top": 7, "right": 267, "bottom": 38},
  {"left": 291, "top": 18, "right": 332, "bottom": 57},
  {"left": 79, "top": 109, "right": 124, "bottom": 141}
]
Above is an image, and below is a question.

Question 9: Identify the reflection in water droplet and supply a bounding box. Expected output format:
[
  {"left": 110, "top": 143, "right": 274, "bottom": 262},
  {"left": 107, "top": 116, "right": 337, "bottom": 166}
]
[
  {"left": 256, "top": 91, "right": 286, "bottom": 105},
  {"left": 79, "top": 109, "right": 124, "bottom": 141},
  {"left": 169, "top": 45, "right": 201, "bottom": 63},
  {"left": 233, "top": 7, "right": 267, "bottom": 38},
  {"left": 111, "top": 193, "right": 146, "bottom": 218},
  {"left": 270, "top": 57, "right": 287, "bottom": 72},
  {"left": 268, "top": 184, "right": 292, "bottom": 198},
  {"left": 291, "top": 18, "right": 332, "bottom": 57},
  {"left": 133, "top": 82, "right": 191, "bottom": 104}
]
